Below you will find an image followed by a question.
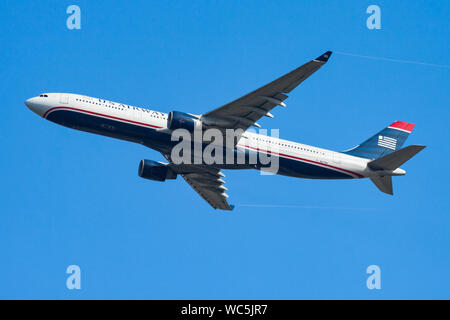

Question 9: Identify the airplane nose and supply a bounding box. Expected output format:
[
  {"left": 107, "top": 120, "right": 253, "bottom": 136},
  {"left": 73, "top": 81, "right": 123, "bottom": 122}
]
[
  {"left": 25, "top": 97, "right": 45, "bottom": 117},
  {"left": 25, "top": 98, "right": 33, "bottom": 108}
]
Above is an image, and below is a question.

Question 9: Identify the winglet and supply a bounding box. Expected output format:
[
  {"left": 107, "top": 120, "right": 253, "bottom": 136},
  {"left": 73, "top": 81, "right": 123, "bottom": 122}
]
[{"left": 314, "top": 51, "right": 333, "bottom": 63}]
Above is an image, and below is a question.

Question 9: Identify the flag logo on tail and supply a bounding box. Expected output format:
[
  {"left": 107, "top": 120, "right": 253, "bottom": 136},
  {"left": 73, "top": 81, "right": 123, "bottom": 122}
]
[{"left": 378, "top": 135, "right": 397, "bottom": 150}]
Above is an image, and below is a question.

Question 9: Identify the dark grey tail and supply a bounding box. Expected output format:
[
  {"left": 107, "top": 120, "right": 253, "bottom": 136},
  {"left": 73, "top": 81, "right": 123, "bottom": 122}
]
[{"left": 368, "top": 145, "right": 426, "bottom": 195}]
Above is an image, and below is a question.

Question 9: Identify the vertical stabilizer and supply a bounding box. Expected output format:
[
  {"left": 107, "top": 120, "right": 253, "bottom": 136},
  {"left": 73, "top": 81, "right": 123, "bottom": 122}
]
[{"left": 344, "top": 121, "right": 415, "bottom": 159}]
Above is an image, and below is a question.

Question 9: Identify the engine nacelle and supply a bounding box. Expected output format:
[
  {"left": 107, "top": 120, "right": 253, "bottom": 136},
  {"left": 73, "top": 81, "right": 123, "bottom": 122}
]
[
  {"left": 167, "top": 111, "right": 202, "bottom": 132},
  {"left": 138, "top": 159, "right": 177, "bottom": 182}
]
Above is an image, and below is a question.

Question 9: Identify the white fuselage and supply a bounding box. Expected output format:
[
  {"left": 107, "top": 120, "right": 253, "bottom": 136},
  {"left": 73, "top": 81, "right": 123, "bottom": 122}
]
[{"left": 25, "top": 93, "right": 378, "bottom": 180}]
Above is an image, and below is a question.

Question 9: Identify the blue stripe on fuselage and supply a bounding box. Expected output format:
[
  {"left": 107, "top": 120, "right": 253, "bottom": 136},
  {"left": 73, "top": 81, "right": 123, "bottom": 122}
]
[{"left": 46, "top": 109, "right": 353, "bottom": 179}]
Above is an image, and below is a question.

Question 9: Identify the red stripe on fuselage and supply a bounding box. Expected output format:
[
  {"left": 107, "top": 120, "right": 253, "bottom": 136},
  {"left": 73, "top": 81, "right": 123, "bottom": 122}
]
[
  {"left": 43, "top": 106, "right": 164, "bottom": 129},
  {"left": 237, "top": 144, "right": 364, "bottom": 178}
]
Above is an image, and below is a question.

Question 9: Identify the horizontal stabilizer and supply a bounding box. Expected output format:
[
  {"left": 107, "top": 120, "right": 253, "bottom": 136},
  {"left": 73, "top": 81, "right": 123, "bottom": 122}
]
[
  {"left": 368, "top": 145, "right": 426, "bottom": 170},
  {"left": 370, "top": 176, "right": 393, "bottom": 195}
]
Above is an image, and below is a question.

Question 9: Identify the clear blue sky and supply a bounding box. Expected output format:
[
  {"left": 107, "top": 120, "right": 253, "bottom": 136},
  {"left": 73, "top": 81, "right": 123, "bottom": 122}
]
[{"left": 1, "top": 1, "right": 449, "bottom": 299}]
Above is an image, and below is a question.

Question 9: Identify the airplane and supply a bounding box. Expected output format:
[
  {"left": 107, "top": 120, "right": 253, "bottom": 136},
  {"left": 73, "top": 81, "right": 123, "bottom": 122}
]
[{"left": 25, "top": 51, "right": 425, "bottom": 210}]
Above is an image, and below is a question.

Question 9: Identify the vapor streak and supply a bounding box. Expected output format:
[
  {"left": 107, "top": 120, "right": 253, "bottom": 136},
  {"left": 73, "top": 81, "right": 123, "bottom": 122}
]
[
  {"left": 238, "top": 204, "right": 376, "bottom": 211},
  {"left": 335, "top": 51, "right": 450, "bottom": 69}
]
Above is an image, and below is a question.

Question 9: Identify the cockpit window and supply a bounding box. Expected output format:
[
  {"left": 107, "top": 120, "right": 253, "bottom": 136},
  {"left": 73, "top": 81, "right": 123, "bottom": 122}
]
[{"left": 39, "top": 94, "right": 48, "bottom": 97}]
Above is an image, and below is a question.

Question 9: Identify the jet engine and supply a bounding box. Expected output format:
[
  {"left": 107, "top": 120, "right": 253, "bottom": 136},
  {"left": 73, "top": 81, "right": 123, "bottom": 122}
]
[
  {"left": 138, "top": 160, "right": 177, "bottom": 182},
  {"left": 167, "top": 111, "right": 202, "bottom": 132}
]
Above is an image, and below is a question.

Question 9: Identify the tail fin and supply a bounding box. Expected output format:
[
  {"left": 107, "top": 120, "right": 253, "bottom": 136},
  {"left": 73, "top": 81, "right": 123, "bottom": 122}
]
[
  {"left": 368, "top": 145, "right": 426, "bottom": 195},
  {"left": 344, "top": 121, "right": 415, "bottom": 160},
  {"left": 368, "top": 145, "right": 426, "bottom": 170},
  {"left": 370, "top": 176, "right": 393, "bottom": 195}
]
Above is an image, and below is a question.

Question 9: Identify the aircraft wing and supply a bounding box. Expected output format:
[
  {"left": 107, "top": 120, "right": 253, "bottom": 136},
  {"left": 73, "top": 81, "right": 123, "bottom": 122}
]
[
  {"left": 180, "top": 169, "right": 232, "bottom": 210},
  {"left": 201, "top": 51, "right": 332, "bottom": 134},
  {"left": 163, "top": 155, "right": 233, "bottom": 210}
]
